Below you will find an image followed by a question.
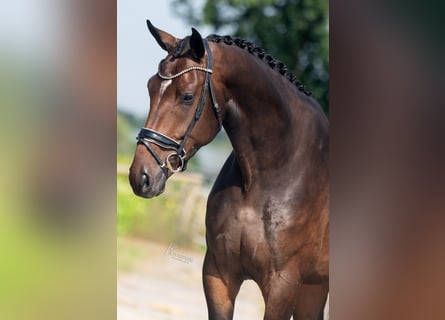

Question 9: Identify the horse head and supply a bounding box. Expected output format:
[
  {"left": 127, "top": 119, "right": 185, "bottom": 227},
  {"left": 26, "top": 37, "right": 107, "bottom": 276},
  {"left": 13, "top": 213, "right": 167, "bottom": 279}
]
[{"left": 129, "top": 21, "right": 223, "bottom": 198}]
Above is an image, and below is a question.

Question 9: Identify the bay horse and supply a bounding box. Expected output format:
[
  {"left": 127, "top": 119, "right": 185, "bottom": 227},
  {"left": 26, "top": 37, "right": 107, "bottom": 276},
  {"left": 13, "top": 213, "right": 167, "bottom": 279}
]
[{"left": 129, "top": 21, "right": 329, "bottom": 320}]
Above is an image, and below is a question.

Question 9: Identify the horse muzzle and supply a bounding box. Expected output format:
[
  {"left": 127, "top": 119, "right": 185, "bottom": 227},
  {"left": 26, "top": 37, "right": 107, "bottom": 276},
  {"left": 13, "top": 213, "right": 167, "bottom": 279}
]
[{"left": 129, "top": 161, "right": 166, "bottom": 198}]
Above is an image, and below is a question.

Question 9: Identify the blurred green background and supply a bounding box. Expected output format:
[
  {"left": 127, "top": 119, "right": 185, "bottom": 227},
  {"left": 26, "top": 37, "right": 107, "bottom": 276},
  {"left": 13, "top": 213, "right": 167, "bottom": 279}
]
[{"left": 0, "top": 1, "right": 117, "bottom": 319}]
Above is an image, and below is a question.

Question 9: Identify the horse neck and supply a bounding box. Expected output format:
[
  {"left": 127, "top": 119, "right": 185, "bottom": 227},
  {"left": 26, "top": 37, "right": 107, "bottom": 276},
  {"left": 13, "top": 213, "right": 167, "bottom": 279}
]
[{"left": 216, "top": 46, "right": 328, "bottom": 189}]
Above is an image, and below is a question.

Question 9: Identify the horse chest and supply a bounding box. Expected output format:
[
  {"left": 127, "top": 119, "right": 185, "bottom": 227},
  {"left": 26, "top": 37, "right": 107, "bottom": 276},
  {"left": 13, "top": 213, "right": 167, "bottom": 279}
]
[{"left": 209, "top": 199, "right": 300, "bottom": 275}]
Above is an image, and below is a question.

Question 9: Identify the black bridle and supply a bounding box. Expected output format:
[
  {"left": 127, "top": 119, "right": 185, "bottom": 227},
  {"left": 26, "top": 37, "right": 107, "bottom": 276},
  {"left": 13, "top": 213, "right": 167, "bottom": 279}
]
[{"left": 136, "top": 40, "right": 222, "bottom": 174}]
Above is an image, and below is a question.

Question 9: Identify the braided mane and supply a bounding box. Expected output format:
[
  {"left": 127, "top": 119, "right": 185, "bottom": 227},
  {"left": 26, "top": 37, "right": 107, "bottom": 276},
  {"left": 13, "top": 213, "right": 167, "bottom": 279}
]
[{"left": 206, "top": 34, "right": 311, "bottom": 96}]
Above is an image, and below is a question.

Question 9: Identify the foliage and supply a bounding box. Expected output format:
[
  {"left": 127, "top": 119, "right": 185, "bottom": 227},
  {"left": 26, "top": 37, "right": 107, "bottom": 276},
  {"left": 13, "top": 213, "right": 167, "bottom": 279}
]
[
  {"left": 117, "top": 109, "right": 144, "bottom": 157},
  {"left": 117, "top": 162, "right": 206, "bottom": 248},
  {"left": 171, "top": 0, "right": 329, "bottom": 114}
]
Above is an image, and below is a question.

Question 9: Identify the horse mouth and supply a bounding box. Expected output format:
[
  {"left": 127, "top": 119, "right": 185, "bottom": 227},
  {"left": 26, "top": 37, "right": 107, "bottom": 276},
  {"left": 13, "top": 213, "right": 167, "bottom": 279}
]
[{"left": 133, "top": 183, "right": 165, "bottom": 199}]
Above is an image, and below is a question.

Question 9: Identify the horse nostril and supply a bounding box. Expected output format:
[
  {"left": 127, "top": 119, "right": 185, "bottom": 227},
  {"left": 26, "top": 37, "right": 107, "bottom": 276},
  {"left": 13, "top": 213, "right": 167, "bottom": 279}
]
[{"left": 141, "top": 171, "right": 150, "bottom": 191}]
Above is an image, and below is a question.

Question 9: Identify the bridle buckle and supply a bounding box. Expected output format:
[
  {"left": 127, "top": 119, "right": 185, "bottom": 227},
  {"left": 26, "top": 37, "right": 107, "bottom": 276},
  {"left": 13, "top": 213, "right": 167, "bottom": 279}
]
[{"left": 165, "top": 152, "right": 185, "bottom": 173}]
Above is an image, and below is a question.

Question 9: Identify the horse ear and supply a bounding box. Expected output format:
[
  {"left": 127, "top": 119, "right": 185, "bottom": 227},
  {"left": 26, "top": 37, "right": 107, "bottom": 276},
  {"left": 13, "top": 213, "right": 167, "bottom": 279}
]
[
  {"left": 146, "top": 20, "right": 178, "bottom": 53},
  {"left": 190, "top": 28, "right": 205, "bottom": 60}
]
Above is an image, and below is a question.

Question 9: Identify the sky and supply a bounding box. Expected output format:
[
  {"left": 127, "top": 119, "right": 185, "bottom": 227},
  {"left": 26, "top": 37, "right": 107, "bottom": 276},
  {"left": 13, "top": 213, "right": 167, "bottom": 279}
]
[{"left": 117, "top": 0, "right": 211, "bottom": 117}]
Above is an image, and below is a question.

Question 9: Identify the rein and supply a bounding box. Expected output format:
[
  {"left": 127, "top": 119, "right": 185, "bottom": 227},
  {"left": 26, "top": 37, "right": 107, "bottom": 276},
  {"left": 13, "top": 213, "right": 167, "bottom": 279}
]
[{"left": 136, "top": 40, "right": 222, "bottom": 174}]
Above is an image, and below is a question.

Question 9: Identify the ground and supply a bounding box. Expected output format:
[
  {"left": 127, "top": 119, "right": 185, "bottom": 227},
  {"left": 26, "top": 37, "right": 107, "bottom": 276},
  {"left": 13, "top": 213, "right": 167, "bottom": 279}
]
[{"left": 117, "top": 237, "right": 265, "bottom": 319}]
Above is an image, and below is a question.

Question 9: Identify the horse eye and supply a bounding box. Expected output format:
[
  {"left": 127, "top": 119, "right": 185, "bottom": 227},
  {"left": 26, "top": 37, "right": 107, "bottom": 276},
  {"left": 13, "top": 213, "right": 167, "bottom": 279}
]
[{"left": 181, "top": 93, "right": 194, "bottom": 104}]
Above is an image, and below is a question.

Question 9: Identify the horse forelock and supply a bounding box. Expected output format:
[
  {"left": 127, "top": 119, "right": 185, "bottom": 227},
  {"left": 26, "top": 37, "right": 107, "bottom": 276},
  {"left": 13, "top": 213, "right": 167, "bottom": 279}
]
[
  {"left": 206, "top": 34, "right": 312, "bottom": 96},
  {"left": 157, "top": 37, "right": 195, "bottom": 76},
  {"left": 172, "top": 38, "right": 187, "bottom": 59}
]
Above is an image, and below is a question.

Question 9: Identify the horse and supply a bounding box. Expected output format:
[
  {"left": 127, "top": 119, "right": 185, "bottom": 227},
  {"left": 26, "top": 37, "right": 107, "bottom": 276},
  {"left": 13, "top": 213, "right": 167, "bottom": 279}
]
[{"left": 129, "top": 20, "right": 329, "bottom": 320}]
